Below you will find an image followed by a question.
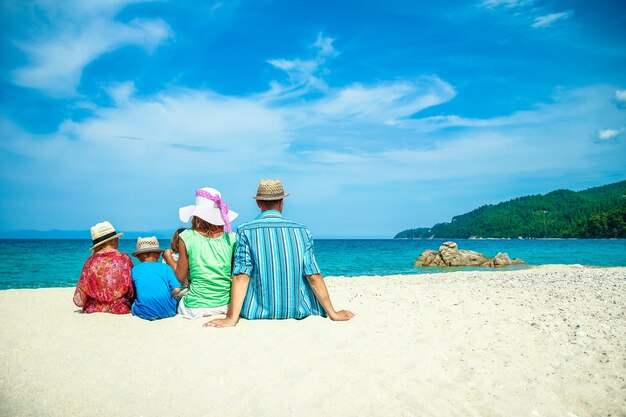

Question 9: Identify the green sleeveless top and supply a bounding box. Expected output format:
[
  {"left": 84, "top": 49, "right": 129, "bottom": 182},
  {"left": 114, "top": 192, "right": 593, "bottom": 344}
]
[{"left": 180, "top": 229, "right": 236, "bottom": 308}]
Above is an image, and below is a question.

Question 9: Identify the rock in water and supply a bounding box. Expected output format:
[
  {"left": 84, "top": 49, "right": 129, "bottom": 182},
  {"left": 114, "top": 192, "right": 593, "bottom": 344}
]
[
  {"left": 438, "top": 241, "right": 491, "bottom": 266},
  {"left": 492, "top": 252, "right": 525, "bottom": 266},
  {"left": 415, "top": 249, "right": 445, "bottom": 267},
  {"left": 414, "top": 241, "right": 525, "bottom": 268}
]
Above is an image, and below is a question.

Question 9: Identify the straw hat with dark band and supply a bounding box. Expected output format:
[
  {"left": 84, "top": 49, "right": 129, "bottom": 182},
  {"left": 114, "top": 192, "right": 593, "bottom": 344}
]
[
  {"left": 89, "top": 221, "right": 123, "bottom": 252},
  {"left": 253, "top": 178, "right": 289, "bottom": 201}
]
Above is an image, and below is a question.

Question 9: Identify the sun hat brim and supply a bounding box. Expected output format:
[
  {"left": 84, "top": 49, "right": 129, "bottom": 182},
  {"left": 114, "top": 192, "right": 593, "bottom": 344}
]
[
  {"left": 132, "top": 247, "right": 165, "bottom": 257},
  {"left": 89, "top": 233, "right": 123, "bottom": 253},
  {"left": 179, "top": 205, "right": 239, "bottom": 225}
]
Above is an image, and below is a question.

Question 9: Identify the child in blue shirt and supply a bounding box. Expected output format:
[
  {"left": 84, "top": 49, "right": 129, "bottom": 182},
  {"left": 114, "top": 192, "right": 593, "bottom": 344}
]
[{"left": 131, "top": 236, "right": 181, "bottom": 320}]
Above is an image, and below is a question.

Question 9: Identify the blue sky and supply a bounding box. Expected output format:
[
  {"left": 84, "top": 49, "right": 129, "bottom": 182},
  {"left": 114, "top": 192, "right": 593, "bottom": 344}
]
[{"left": 1, "top": 0, "right": 625, "bottom": 238}]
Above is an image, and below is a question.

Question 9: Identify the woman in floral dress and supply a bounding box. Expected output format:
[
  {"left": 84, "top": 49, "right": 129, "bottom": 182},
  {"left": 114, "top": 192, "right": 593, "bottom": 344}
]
[{"left": 73, "top": 221, "right": 134, "bottom": 314}]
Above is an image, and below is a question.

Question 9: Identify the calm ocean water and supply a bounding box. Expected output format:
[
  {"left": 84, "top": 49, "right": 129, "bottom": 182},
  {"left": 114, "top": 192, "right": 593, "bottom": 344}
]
[{"left": 1, "top": 238, "right": 625, "bottom": 290}]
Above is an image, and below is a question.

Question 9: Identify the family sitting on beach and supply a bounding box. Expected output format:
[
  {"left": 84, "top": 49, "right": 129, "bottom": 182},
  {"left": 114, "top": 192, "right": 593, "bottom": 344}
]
[{"left": 73, "top": 179, "right": 354, "bottom": 326}]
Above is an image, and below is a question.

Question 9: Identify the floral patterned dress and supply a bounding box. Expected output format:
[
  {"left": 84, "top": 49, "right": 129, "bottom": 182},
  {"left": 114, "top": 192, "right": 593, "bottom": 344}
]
[{"left": 74, "top": 250, "right": 134, "bottom": 314}]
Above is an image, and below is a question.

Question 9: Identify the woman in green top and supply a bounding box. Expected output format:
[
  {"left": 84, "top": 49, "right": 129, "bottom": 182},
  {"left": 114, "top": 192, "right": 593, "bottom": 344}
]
[{"left": 163, "top": 187, "right": 238, "bottom": 319}]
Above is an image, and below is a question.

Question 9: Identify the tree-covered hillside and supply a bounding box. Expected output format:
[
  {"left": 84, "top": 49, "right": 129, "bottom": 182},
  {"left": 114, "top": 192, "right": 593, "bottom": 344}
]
[{"left": 395, "top": 180, "right": 626, "bottom": 239}]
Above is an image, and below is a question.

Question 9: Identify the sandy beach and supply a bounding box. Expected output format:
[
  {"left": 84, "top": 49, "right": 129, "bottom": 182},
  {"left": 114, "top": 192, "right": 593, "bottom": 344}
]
[{"left": 0, "top": 266, "right": 624, "bottom": 417}]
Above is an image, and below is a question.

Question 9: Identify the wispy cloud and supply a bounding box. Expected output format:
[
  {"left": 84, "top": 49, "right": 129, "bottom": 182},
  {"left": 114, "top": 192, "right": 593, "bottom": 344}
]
[
  {"left": 106, "top": 81, "right": 137, "bottom": 106},
  {"left": 170, "top": 143, "right": 224, "bottom": 153},
  {"left": 262, "top": 34, "right": 455, "bottom": 125},
  {"left": 308, "top": 77, "right": 455, "bottom": 124},
  {"left": 531, "top": 11, "right": 573, "bottom": 28},
  {"left": 58, "top": 89, "right": 289, "bottom": 167},
  {"left": 3, "top": 80, "right": 622, "bottom": 197},
  {"left": 479, "top": 0, "right": 534, "bottom": 9},
  {"left": 479, "top": 0, "right": 573, "bottom": 30},
  {"left": 265, "top": 33, "right": 339, "bottom": 99},
  {"left": 296, "top": 86, "right": 626, "bottom": 189},
  {"left": 9, "top": 0, "right": 172, "bottom": 97},
  {"left": 312, "top": 32, "right": 340, "bottom": 57},
  {"left": 615, "top": 89, "right": 626, "bottom": 108}
]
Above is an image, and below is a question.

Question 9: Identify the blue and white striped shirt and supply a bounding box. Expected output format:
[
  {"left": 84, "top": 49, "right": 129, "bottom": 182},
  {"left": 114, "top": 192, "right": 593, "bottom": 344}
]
[{"left": 233, "top": 210, "right": 327, "bottom": 320}]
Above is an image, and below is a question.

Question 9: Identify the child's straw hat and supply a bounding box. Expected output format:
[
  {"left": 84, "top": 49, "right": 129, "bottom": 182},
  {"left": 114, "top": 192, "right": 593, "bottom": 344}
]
[{"left": 132, "top": 236, "right": 165, "bottom": 257}]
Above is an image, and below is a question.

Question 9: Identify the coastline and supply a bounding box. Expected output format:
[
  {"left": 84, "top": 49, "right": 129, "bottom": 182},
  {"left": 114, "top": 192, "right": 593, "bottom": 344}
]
[{"left": 1, "top": 266, "right": 624, "bottom": 417}]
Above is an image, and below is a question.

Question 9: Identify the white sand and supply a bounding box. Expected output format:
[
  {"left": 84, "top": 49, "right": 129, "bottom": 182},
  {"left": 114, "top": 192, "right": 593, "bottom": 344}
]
[{"left": 1, "top": 266, "right": 624, "bottom": 417}]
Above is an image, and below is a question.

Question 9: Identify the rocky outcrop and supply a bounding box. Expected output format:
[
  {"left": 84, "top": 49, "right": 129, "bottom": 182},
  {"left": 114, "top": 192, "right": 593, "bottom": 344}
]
[{"left": 414, "top": 241, "right": 525, "bottom": 268}]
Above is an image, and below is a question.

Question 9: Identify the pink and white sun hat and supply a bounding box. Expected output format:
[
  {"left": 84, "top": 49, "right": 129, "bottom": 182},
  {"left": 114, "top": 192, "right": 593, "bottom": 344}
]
[{"left": 179, "top": 187, "right": 238, "bottom": 231}]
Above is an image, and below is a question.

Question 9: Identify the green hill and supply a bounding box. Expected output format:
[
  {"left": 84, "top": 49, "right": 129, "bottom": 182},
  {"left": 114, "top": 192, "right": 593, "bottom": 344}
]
[{"left": 395, "top": 180, "right": 626, "bottom": 239}]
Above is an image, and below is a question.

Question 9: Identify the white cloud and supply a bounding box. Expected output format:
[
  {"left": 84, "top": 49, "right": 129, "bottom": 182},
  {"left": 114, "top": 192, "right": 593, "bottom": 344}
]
[
  {"left": 2, "top": 75, "right": 455, "bottom": 180},
  {"left": 308, "top": 77, "right": 456, "bottom": 124},
  {"left": 479, "top": 1, "right": 574, "bottom": 30},
  {"left": 10, "top": 1, "right": 172, "bottom": 97},
  {"left": 265, "top": 33, "right": 339, "bottom": 98},
  {"left": 0, "top": 87, "right": 291, "bottom": 230},
  {"left": 615, "top": 90, "right": 626, "bottom": 108},
  {"left": 263, "top": 34, "right": 456, "bottom": 128},
  {"left": 596, "top": 128, "right": 625, "bottom": 142},
  {"left": 60, "top": 89, "right": 288, "bottom": 163},
  {"left": 106, "top": 81, "right": 137, "bottom": 106},
  {"left": 302, "top": 150, "right": 371, "bottom": 165},
  {"left": 531, "top": 11, "right": 573, "bottom": 28},
  {"left": 293, "top": 85, "right": 626, "bottom": 189},
  {"left": 479, "top": 0, "right": 534, "bottom": 9},
  {"left": 313, "top": 33, "right": 339, "bottom": 58},
  {"left": 267, "top": 58, "right": 320, "bottom": 82}
]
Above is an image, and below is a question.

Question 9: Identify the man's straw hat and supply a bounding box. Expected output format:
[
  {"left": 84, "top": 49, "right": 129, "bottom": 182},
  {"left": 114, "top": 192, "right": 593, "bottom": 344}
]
[
  {"left": 89, "top": 221, "right": 123, "bottom": 252},
  {"left": 132, "top": 236, "right": 164, "bottom": 257},
  {"left": 253, "top": 178, "right": 289, "bottom": 201}
]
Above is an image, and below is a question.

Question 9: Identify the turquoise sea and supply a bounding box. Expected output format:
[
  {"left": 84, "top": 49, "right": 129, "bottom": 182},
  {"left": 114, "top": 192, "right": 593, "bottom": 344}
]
[{"left": 1, "top": 238, "right": 625, "bottom": 290}]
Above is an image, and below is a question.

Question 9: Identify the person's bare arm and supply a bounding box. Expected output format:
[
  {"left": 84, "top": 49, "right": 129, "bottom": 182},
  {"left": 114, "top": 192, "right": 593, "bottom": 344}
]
[
  {"left": 163, "top": 242, "right": 189, "bottom": 285},
  {"left": 306, "top": 273, "right": 354, "bottom": 321},
  {"left": 203, "top": 274, "right": 250, "bottom": 328},
  {"left": 171, "top": 288, "right": 181, "bottom": 298},
  {"left": 73, "top": 287, "right": 86, "bottom": 307}
]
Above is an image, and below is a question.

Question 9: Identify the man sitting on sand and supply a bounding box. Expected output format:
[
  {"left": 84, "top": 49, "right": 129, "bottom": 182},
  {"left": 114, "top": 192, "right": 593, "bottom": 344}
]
[{"left": 205, "top": 179, "right": 354, "bottom": 327}]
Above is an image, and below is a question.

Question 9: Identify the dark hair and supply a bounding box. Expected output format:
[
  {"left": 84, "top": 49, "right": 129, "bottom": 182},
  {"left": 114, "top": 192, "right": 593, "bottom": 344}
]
[{"left": 257, "top": 199, "right": 282, "bottom": 211}]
